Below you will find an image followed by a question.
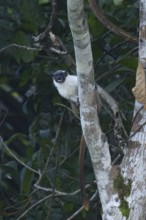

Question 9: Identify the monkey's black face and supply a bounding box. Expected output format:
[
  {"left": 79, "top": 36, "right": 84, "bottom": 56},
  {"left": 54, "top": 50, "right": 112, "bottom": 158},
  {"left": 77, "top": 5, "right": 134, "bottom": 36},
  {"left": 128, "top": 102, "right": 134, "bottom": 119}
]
[{"left": 52, "top": 70, "right": 68, "bottom": 83}]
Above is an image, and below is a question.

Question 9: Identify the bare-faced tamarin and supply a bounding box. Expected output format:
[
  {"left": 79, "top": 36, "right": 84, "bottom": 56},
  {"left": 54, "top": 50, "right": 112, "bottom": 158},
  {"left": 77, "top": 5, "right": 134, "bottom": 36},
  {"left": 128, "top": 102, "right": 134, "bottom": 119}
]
[
  {"left": 52, "top": 70, "right": 78, "bottom": 101},
  {"left": 52, "top": 70, "right": 100, "bottom": 210},
  {"left": 52, "top": 70, "right": 79, "bottom": 116}
]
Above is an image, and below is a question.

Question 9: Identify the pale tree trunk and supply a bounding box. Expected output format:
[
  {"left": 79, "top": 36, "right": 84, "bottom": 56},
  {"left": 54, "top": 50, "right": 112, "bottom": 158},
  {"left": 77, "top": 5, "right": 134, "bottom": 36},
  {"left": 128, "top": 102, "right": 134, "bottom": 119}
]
[
  {"left": 120, "top": 0, "right": 146, "bottom": 219},
  {"left": 67, "top": 0, "right": 122, "bottom": 219},
  {"left": 67, "top": 0, "right": 146, "bottom": 219}
]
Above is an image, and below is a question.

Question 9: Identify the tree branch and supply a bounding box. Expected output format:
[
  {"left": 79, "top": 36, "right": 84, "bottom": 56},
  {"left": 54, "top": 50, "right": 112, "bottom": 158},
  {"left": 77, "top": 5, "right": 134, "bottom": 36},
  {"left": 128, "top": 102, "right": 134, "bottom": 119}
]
[
  {"left": 0, "top": 43, "right": 40, "bottom": 53},
  {"left": 33, "top": 0, "right": 57, "bottom": 42},
  {"left": 88, "top": 0, "right": 138, "bottom": 44},
  {"left": 67, "top": 190, "right": 97, "bottom": 220},
  {"left": 0, "top": 137, "right": 39, "bottom": 175},
  {"left": 17, "top": 184, "right": 96, "bottom": 220}
]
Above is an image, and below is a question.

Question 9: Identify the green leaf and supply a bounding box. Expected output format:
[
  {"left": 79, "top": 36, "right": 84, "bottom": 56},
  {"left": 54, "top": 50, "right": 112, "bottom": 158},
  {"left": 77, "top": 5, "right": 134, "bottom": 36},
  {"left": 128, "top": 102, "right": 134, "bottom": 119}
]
[
  {"left": 0, "top": 161, "right": 19, "bottom": 183},
  {"left": 119, "top": 57, "right": 138, "bottom": 70},
  {"left": 17, "top": 0, "right": 43, "bottom": 32},
  {"left": 13, "top": 31, "right": 34, "bottom": 63},
  {"left": 39, "top": 0, "right": 50, "bottom": 4},
  {"left": 105, "top": 78, "right": 124, "bottom": 93},
  {"left": 20, "top": 167, "right": 34, "bottom": 193}
]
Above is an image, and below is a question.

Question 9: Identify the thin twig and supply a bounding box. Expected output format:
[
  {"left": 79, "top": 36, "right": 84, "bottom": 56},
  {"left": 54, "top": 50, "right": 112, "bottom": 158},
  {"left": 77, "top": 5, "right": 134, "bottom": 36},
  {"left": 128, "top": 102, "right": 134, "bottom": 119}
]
[
  {"left": 0, "top": 109, "right": 8, "bottom": 128},
  {"left": 131, "top": 105, "right": 143, "bottom": 125},
  {"left": 38, "top": 29, "right": 76, "bottom": 71},
  {"left": 33, "top": 0, "right": 57, "bottom": 42},
  {"left": 35, "top": 111, "right": 65, "bottom": 187},
  {"left": 46, "top": 111, "right": 65, "bottom": 220},
  {"left": 0, "top": 137, "right": 39, "bottom": 175},
  {"left": 34, "top": 182, "right": 92, "bottom": 195},
  {"left": 0, "top": 43, "right": 40, "bottom": 53},
  {"left": 16, "top": 194, "right": 52, "bottom": 220},
  {"left": 54, "top": 103, "right": 80, "bottom": 119},
  {"left": 17, "top": 182, "right": 94, "bottom": 220},
  {"left": 33, "top": 111, "right": 65, "bottom": 219},
  {"left": 49, "top": 46, "right": 67, "bottom": 54},
  {"left": 88, "top": 0, "right": 138, "bottom": 43},
  {"left": 67, "top": 190, "right": 97, "bottom": 220},
  {"left": 129, "top": 121, "right": 146, "bottom": 140}
]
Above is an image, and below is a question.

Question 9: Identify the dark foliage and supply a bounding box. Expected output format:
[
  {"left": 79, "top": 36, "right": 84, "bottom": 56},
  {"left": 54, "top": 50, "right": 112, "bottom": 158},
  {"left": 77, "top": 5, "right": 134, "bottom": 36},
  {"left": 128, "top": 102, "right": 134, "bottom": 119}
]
[{"left": 0, "top": 0, "right": 138, "bottom": 219}]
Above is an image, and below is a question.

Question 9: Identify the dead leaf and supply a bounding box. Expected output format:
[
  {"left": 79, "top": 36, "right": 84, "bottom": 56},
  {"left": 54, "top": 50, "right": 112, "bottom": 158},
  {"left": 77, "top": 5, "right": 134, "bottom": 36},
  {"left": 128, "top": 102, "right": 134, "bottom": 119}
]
[{"left": 132, "top": 63, "right": 146, "bottom": 107}]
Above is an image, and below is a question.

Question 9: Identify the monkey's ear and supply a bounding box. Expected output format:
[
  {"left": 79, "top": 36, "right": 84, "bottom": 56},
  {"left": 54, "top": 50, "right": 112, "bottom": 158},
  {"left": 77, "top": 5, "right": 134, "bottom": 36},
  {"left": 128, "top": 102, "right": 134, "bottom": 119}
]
[{"left": 63, "top": 71, "right": 68, "bottom": 77}]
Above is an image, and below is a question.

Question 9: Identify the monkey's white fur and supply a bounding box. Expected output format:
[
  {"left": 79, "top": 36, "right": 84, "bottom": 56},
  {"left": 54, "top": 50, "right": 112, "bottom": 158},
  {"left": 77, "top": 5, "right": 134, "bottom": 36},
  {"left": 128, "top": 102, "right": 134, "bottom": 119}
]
[{"left": 53, "top": 74, "right": 78, "bottom": 102}]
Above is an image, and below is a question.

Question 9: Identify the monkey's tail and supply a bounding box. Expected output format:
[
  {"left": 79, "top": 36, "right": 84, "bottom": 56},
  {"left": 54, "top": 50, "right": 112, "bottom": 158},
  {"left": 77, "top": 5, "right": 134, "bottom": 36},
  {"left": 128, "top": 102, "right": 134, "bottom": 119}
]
[{"left": 79, "top": 135, "right": 89, "bottom": 211}]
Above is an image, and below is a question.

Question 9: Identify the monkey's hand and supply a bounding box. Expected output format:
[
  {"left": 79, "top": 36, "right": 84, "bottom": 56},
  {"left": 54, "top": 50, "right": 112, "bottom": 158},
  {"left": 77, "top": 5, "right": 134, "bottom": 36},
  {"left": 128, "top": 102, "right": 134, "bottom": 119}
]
[
  {"left": 69, "top": 95, "right": 79, "bottom": 105},
  {"left": 70, "top": 96, "right": 80, "bottom": 117}
]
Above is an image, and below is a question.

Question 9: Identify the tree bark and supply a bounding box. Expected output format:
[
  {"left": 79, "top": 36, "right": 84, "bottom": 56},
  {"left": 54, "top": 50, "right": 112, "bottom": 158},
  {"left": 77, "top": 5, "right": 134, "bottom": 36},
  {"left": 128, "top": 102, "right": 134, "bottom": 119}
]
[
  {"left": 67, "top": 0, "right": 122, "bottom": 218},
  {"left": 121, "top": 1, "right": 146, "bottom": 219},
  {"left": 67, "top": 0, "right": 146, "bottom": 219}
]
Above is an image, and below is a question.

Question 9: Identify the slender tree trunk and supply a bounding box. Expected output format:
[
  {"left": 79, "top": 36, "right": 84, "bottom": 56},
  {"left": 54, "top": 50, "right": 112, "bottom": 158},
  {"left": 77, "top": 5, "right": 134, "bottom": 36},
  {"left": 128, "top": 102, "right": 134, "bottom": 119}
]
[
  {"left": 67, "top": 0, "right": 121, "bottom": 218},
  {"left": 121, "top": 1, "right": 146, "bottom": 219}
]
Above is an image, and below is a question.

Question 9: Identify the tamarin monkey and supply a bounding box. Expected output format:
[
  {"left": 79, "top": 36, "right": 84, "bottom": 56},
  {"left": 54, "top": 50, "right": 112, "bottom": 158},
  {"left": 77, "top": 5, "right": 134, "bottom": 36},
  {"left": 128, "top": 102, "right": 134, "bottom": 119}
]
[{"left": 52, "top": 70, "right": 101, "bottom": 210}]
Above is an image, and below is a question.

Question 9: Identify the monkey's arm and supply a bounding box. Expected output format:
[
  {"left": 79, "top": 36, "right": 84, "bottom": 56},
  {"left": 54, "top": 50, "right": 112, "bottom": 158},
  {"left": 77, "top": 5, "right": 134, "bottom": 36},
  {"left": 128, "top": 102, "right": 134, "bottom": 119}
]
[
  {"left": 70, "top": 101, "right": 79, "bottom": 117},
  {"left": 69, "top": 95, "right": 79, "bottom": 103}
]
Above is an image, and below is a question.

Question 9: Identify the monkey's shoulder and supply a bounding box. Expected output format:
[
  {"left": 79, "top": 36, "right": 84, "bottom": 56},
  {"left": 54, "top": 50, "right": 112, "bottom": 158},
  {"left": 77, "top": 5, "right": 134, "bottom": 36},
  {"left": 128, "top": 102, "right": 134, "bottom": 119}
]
[{"left": 56, "top": 75, "right": 78, "bottom": 100}]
